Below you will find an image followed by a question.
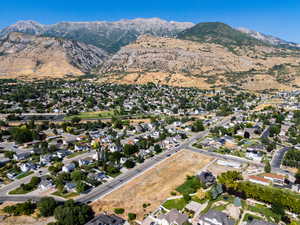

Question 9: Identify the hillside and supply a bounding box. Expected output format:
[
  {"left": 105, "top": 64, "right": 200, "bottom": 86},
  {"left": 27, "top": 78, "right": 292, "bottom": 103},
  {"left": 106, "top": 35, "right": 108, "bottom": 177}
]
[
  {"left": 98, "top": 34, "right": 300, "bottom": 90},
  {"left": 0, "top": 18, "right": 194, "bottom": 53},
  {"left": 0, "top": 32, "right": 108, "bottom": 78},
  {"left": 177, "top": 22, "right": 267, "bottom": 48}
]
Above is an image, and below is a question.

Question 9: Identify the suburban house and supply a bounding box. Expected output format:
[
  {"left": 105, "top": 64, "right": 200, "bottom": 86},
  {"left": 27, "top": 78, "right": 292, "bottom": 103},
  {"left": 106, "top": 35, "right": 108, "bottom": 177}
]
[
  {"left": 79, "top": 157, "right": 94, "bottom": 167},
  {"left": 197, "top": 171, "right": 216, "bottom": 187},
  {"left": 85, "top": 213, "right": 126, "bottom": 225},
  {"left": 261, "top": 173, "right": 285, "bottom": 186},
  {"left": 13, "top": 152, "right": 31, "bottom": 161},
  {"left": 198, "top": 210, "right": 235, "bottom": 225},
  {"left": 157, "top": 209, "right": 189, "bottom": 225},
  {"left": 247, "top": 219, "right": 277, "bottom": 225},
  {"left": 64, "top": 182, "right": 76, "bottom": 192},
  {"left": 248, "top": 175, "right": 270, "bottom": 186},
  {"left": 62, "top": 163, "right": 76, "bottom": 173},
  {"left": 20, "top": 162, "right": 36, "bottom": 173},
  {"left": 39, "top": 179, "right": 55, "bottom": 190}
]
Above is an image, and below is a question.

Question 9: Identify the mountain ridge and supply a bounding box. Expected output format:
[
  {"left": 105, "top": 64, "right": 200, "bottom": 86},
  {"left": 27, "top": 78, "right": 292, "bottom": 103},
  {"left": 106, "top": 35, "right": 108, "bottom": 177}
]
[
  {"left": 0, "top": 32, "right": 108, "bottom": 78},
  {"left": 0, "top": 18, "right": 194, "bottom": 53}
]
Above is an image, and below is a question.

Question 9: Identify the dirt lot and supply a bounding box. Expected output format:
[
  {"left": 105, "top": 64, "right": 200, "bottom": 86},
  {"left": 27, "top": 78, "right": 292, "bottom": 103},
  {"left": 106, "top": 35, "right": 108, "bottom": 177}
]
[
  {"left": 91, "top": 150, "right": 213, "bottom": 221},
  {"left": 206, "top": 162, "right": 242, "bottom": 177}
]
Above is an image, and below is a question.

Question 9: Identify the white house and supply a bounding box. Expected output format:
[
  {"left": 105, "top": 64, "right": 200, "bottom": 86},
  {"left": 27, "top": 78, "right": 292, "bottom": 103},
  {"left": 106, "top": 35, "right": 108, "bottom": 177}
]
[{"left": 62, "top": 163, "right": 76, "bottom": 173}]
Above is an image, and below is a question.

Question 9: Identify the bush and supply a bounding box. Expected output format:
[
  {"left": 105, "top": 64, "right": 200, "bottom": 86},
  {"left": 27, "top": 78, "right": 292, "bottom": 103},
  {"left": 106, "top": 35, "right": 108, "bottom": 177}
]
[
  {"left": 128, "top": 213, "right": 137, "bottom": 221},
  {"left": 114, "top": 208, "right": 125, "bottom": 214}
]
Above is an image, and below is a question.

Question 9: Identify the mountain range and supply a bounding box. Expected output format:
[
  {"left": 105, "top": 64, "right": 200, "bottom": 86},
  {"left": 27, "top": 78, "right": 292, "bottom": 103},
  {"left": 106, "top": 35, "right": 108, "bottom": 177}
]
[{"left": 0, "top": 18, "right": 300, "bottom": 90}]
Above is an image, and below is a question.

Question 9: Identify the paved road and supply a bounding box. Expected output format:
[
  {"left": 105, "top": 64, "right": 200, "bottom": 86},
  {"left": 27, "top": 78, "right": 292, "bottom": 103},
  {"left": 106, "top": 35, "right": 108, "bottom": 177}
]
[
  {"left": 271, "top": 146, "right": 290, "bottom": 169},
  {"left": 0, "top": 195, "right": 63, "bottom": 202},
  {"left": 261, "top": 126, "right": 270, "bottom": 139}
]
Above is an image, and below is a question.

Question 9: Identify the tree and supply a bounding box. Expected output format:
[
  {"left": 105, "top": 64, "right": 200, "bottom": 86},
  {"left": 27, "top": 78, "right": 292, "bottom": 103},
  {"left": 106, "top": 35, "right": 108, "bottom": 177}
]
[
  {"left": 191, "top": 120, "right": 205, "bottom": 132},
  {"left": 154, "top": 144, "right": 162, "bottom": 154},
  {"left": 124, "top": 160, "right": 135, "bottom": 169},
  {"left": 123, "top": 144, "right": 139, "bottom": 156},
  {"left": 10, "top": 126, "right": 34, "bottom": 144},
  {"left": 37, "top": 197, "right": 57, "bottom": 217},
  {"left": 244, "top": 131, "right": 250, "bottom": 139},
  {"left": 76, "top": 181, "right": 88, "bottom": 193},
  {"left": 4, "top": 151, "right": 14, "bottom": 159},
  {"left": 71, "top": 170, "right": 86, "bottom": 182},
  {"left": 54, "top": 200, "right": 94, "bottom": 225},
  {"left": 183, "top": 193, "right": 191, "bottom": 202},
  {"left": 264, "top": 161, "right": 271, "bottom": 173},
  {"left": 71, "top": 117, "right": 81, "bottom": 124}
]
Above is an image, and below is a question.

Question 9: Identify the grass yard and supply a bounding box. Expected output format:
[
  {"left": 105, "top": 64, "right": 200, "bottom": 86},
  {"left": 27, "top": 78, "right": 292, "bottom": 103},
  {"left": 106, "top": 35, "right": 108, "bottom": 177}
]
[
  {"left": 91, "top": 150, "right": 213, "bottom": 220},
  {"left": 64, "top": 111, "right": 115, "bottom": 120},
  {"left": 247, "top": 204, "right": 280, "bottom": 223},
  {"left": 67, "top": 150, "right": 88, "bottom": 159},
  {"left": 16, "top": 171, "right": 33, "bottom": 179},
  {"left": 9, "top": 186, "right": 35, "bottom": 195},
  {"left": 243, "top": 213, "right": 264, "bottom": 222},
  {"left": 52, "top": 191, "right": 79, "bottom": 199},
  {"left": 162, "top": 198, "right": 187, "bottom": 210}
]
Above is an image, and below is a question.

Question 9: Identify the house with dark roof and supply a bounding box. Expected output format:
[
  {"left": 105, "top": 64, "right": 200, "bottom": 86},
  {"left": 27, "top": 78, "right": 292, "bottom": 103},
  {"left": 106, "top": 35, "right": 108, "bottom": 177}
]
[
  {"left": 85, "top": 213, "right": 126, "bottom": 225},
  {"left": 247, "top": 219, "right": 277, "bottom": 225},
  {"left": 197, "top": 171, "right": 216, "bottom": 187},
  {"left": 157, "top": 209, "right": 189, "bottom": 225},
  {"left": 198, "top": 210, "right": 235, "bottom": 225}
]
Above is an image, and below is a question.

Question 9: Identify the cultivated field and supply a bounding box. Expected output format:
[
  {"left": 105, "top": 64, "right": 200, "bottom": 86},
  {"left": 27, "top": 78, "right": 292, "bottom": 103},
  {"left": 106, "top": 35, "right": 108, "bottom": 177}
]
[{"left": 91, "top": 150, "right": 213, "bottom": 220}]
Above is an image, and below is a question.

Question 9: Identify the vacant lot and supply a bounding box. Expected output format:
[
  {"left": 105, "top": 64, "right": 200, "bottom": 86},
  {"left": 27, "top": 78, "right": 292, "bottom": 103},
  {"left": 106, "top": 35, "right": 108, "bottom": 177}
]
[{"left": 91, "top": 150, "right": 213, "bottom": 220}]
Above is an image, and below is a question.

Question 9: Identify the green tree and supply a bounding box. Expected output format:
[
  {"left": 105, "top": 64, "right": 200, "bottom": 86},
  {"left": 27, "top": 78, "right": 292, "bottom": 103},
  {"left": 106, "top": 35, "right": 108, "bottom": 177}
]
[
  {"left": 124, "top": 160, "right": 135, "bottom": 169},
  {"left": 54, "top": 200, "right": 93, "bottom": 225},
  {"left": 37, "top": 197, "right": 57, "bottom": 217},
  {"left": 76, "top": 181, "right": 88, "bottom": 193},
  {"left": 264, "top": 161, "right": 271, "bottom": 173}
]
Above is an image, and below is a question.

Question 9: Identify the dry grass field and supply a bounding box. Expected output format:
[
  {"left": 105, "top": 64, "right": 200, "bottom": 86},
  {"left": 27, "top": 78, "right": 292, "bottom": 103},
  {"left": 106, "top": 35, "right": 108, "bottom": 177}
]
[{"left": 91, "top": 150, "right": 213, "bottom": 220}]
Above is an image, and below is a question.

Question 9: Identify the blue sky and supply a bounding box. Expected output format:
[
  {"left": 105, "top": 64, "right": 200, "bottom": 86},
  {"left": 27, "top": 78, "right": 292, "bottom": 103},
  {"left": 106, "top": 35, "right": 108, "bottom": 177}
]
[{"left": 1, "top": 0, "right": 300, "bottom": 42}]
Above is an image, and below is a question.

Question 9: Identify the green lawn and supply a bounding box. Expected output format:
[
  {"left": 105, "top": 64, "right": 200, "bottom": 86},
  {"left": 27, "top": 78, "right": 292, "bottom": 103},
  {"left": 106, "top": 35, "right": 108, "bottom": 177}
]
[
  {"left": 67, "top": 150, "right": 88, "bottom": 159},
  {"left": 9, "top": 186, "right": 36, "bottom": 195},
  {"left": 64, "top": 111, "right": 115, "bottom": 120},
  {"left": 52, "top": 191, "right": 79, "bottom": 199},
  {"left": 162, "top": 198, "right": 187, "bottom": 210},
  {"left": 176, "top": 176, "right": 202, "bottom": 195},
  {"left": 16, "top": 171, "right": 34, "bottom": 179},
  {"left": 243, "top": 213, "right": 263, "bottom": 222},
  {"left": 247, "top": 204, "right": 280, "bottom": 223}
]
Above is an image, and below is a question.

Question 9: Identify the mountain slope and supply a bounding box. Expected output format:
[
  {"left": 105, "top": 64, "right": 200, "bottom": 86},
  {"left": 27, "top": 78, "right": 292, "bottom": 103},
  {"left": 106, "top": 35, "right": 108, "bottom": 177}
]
[
  {"left": 0, "top": 18, "right": 194, "bottom": 53},
  {"left": 237, "top": 27, "right": 300, "bottom": 48},
  {"left": 177, "top": 22, "right": 267, "bottom": 48},
  {"left": 98, "top": 35, "right": 300, "bottom": 90},
  {"left": 0, "top": 32, "right": 108, "bottom": 78}
]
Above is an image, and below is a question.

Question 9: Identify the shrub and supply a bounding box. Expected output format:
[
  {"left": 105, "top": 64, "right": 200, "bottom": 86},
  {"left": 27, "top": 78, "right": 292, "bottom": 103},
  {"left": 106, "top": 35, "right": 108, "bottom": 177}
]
[{"left": 114, "top": 208, "right": 125, "bottom": 214}]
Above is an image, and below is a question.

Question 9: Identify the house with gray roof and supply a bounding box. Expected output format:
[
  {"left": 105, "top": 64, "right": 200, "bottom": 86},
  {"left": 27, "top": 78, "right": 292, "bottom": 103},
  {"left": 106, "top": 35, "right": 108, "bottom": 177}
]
[
  {"left": 157, "top": 209, "right": 188, "bottom": 225},
  {"left": 198, "top": 210, "right": 234, "bottom": 225},
  {"left": 247, "top": 219, "right": 277, "bottom": 225},
  {"left": 85, "top": 213, "right": 126, "bottom": 225}
]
